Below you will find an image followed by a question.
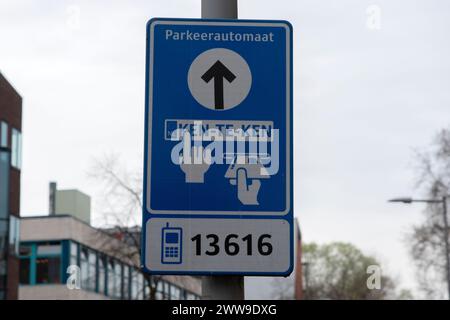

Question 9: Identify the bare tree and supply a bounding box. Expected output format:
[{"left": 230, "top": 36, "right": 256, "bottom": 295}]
[
  {"left": 88, "top": 153, "right": 163, "bottom": 299},
  {"left": 408, "top": 128, "right": 450, "bottom": 299}
]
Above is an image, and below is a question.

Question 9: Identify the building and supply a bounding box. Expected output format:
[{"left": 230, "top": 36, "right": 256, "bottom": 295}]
[
  {"left": 48, "top": 182, "right": 91, "bottom": 224},
  {"left": 0, "top": 71, "right": 22, "bottom": 300},
  {"left": 18, "top": 184, "right": 201, "bottom": 300},
  {"left": 18, "top": 215, "right": 201, "bottom": 300}
]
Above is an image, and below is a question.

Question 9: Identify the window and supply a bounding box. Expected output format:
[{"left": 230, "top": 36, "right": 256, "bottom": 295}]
[
  {"left": 0, "top": 149, "right": 9, "bottom": 220},
  {"left": 11, "top": 128, "right": 21, "bottom": 169},
  {"left": 37, "top": 244, "right": 61, "bottom": 256},
  {"left": 20, "top": 259, "right": 30, "bottom": 284},
  {"left": 145, "top": 278, "right": 151, "bottom": 300},
  {"left": 107, "top": 260, "right": 122, "bottom": 299},
  {"left": 155, "top": 281, "right": 164, "bottom": 300},
  {"left": 113, "top": 262, "right": 122, "bottom": 299},
  {"left": 80, "top": 247, "right": 96, "bottom": 291},
  {"left": 0, "top": 222, "right": 6, "bottom": 259},
  {"left": 170, "top": 285, "right": 181, "bottom": 300},
  {"left": 164, "top": 281, "right": 171, "bottom": 300},
  {"left": 70, "top": 242, "right": 78, "bottom": 266},
  {"left": 0, "top": 121, "right": 7, "bottom": 147},
  {"left": 36, "top": 243, "right": 61, "bottom": 285},
  {"left": 0, "top": 222, "right": 7, "bottom": 287},
  {"left": 87, "top": 250, "right": 96, "bottom": 291},
  {"left": 98, "top": 256, "right": 106, "bottom": 295},
  {"left": 179, "top": 289, "right": 187, "bottom": 300},
  {"left": 36, "top": 257, "right": 60, "bottom": 284},
  {"left": 137, "top": 272, "right": 144, "bottom": 300},
  {"left": 122, "top": 265, "right": 130, "bottom": 300},
  {"left": 8, "top": 216, "right": 20, "bottom": 255},
  {"left": 80, "top": 248, "right": 88, "bottom": 289},
  {"left": 130, "top": 269, "right": 141, "bottom": 300},
  {"left": 0, "top": 159, "right": 7, "bottom": 296},
  {"left": 107, "top": 260, "right": 115, "bottom": 297},
  {"left": 19, "top": 243, "right": 63, "bottom": 286}
]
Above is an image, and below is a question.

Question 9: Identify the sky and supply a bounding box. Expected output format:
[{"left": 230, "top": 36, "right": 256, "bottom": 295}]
[{"left": 1, "top": 0, "right": 450, "bottom": 298}]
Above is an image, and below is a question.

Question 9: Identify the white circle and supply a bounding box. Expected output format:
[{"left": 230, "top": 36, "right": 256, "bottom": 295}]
[{"left": 188, "top": 48, "right": 252, "bottom": 111}]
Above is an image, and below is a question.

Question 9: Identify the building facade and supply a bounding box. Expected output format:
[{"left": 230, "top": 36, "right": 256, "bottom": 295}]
[
  {"left": 0, "top": 72, "right": 22, "bottom": 300},
  {"left": 18, "top": 215, "right": 201, "bottom": 300},
  {"left": 18, "top": 183, "right": 201, "bottom": 300}
]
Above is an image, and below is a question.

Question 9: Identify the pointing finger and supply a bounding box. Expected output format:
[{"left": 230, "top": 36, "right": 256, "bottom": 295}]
[{"left": 237, "top": 168, "right": 248, "bottom": 192}]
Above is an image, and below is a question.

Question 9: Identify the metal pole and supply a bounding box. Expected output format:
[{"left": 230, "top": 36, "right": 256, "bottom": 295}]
[
  {"left": 201, "top": 0, "right": 244, "bottom": 300},
  {"left": 202, "top": 275, "right": 244, "bottom": 300},
  {"left": 442, "top": 196, "right": 450, "bottom": 300},
  {"left": 201, "top": 0, "right": 238, "bottom": 19}
]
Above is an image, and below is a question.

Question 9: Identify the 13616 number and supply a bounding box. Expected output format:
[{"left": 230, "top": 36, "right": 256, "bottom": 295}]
[{"left": 190, "top": 234, "right": 273, "bottom": 256}]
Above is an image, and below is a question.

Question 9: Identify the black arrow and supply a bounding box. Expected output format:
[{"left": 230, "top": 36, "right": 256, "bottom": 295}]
[{"left": 201, "top": 60, "right": 236, "bottom": 110}]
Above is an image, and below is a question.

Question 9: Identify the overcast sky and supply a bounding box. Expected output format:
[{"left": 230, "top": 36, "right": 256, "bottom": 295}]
[{"left": 1, "top": 0, "right": 450, "bottom": 298}]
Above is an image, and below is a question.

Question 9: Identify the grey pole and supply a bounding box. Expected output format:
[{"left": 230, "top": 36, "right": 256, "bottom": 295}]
[
  {"left": 201, "top": 0, "right": 244, "bottom": 301},
  {"left": 202, "top": 275, "right": 244, "bottom": 300},
  {"left": 202, "top": 0, "right": 238, "bottom": 19},
  {"left": 442, "top": 196, "right": 450, "bottom": 300}
]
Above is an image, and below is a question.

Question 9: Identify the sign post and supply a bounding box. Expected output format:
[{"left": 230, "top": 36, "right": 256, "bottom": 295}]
[
  {"left": 202, "top": 1, "right": 243, "bottom": 299},
  {"left": 142, "top": 0, "right": 293, "bottom": 300}
]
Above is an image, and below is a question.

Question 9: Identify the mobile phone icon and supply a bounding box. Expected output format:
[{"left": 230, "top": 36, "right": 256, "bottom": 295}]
[{"left": 161, "top": 223, "right": 183, "bottom": 264}]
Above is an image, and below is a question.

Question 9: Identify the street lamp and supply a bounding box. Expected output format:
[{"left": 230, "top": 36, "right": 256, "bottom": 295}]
[{"left": 389, "top": 195, "right": 450, "bottom": 299}]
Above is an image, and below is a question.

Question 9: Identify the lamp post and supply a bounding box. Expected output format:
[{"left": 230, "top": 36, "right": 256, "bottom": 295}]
[{"left": 389, "top": 196, "right": 450, "bottom": 299}]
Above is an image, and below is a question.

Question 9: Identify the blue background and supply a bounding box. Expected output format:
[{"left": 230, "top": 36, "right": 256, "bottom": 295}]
[{"left": 147, "top": 20, "right": 289, "bottom": 213}]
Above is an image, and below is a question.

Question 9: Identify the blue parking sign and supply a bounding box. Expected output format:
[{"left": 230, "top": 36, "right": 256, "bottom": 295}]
[{"left": 142, "top": 18, "right": 293, "bottom": 275}]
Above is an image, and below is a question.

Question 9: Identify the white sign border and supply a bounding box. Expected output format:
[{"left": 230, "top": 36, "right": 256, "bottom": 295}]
[{"left": 146, "top": 19, "right": 291, "bottom": 216}]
